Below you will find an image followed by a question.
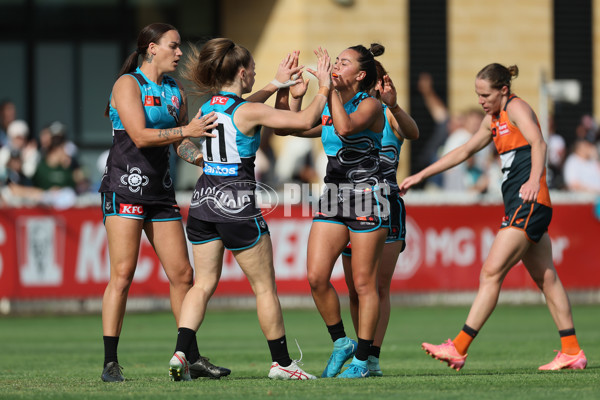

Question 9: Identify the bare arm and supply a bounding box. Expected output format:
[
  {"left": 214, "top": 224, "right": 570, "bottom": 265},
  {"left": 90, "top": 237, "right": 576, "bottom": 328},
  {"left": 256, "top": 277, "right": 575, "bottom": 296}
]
[
  {"left": 238, "top": 48, "right": 332, "bottom": 135},
  {"left": 399, "top": 115, "right": 493, "bottom": 194},
  {"left": 111, "top": 75, "right": 217, "bottom": 148},
  {"left": 329, "top": 92, "right": 383, "bottom": 137},
  {"left": 508, "top": 99, "right": 547, "bottom": 203},
  {"left": 246, "top": 51, "right": 303, "bottom": 104},
  {"left": 417, "top": 72, "right": 448, "bottom": 123},
  {"left": 379, "top": 75, "right": 419, "bottom": 140}
]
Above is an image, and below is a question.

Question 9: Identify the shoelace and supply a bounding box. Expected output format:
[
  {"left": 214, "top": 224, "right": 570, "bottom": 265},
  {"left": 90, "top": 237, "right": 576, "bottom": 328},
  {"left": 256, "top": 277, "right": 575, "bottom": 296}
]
[
  {"left": 292, "top": 338, "right": 305, "bottom": 366},
  {"left": 109, "top": 362, "right": 124, "bottom": 375}
]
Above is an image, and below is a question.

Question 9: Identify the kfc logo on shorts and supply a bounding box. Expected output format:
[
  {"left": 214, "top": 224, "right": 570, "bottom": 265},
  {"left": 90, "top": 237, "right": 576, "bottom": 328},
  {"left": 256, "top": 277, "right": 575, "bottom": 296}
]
[
  {"left": 119, "top": 204, "right": 144, "bottom": 215},
  {"left": 211, "top": 96, "right": 229, "bottom": 105},
  {"left": 171, "top": 95, "right": 180, "bottom": 109}
]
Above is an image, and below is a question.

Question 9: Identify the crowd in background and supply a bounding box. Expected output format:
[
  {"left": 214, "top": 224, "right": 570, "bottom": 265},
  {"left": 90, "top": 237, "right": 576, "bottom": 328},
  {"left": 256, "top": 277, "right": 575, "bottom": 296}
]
[{"left": 1, "top": 82, "right": 599, "bottom": 209}]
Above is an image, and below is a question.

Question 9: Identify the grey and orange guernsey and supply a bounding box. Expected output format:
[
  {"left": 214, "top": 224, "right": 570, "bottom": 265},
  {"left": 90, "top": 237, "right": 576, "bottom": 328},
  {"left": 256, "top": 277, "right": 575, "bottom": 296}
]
[{"left": 491, "top": 94, "right": 552, "bottom": 242}]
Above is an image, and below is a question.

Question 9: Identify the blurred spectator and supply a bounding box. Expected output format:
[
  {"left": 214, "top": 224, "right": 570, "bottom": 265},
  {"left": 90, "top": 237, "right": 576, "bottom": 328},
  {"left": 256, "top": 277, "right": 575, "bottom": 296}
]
[
  {"left": 418, "top": 72, "right": 489, "bottom": 191},
  {"left": 32, "top": 123, "right": 89, "bottom": 193},
  {"left": 563, "top": 139, "right": 600, "bottom": 194},
  {"left": 274, "top": 136, "right": 320, "bottom": 186},
  {"left": 5, "top": 148, "right": 33, "bottom": 186},
  {"left": 545, "top": 115, "right": 566, "bottom": 189},
  {"left": 574, "top": 114, "right": 597, "bottom": 143},
  {"left": 439, "top": 108, "right": 486, "bottom": 191},
  {"left": 0, "top": 119, "right": 40, "bottom": 180},
  {"left": 0, "top": 99, "right": 17, "bottom": 147}
]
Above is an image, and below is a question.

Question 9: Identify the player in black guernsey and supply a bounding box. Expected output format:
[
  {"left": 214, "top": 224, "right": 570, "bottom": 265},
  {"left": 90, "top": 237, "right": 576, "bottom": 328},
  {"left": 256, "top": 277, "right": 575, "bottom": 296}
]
[
  {"left": 168, "top": 38, "right": 332, "bottom": 381},
  {"left": 98, "top": 23, "right": 227, "bottom": 382}
]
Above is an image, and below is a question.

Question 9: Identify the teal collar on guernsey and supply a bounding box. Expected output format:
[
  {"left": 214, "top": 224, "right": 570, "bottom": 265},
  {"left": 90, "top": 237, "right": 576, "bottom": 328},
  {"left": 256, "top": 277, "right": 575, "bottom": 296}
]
[
  {"left": 135, "top": 67, "right": 165, "bottom": 86},
  {"left": 218, "top": 90, "right": 237, "bottom": 97}
]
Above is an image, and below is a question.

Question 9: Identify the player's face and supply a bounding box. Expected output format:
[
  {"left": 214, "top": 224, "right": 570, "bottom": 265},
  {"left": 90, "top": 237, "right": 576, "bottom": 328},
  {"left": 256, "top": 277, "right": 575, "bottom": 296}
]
[
  {"left": 475, "top": 78, "right": 505, "bottom": 115},
  {"left": 153, "top": 30, "right": 182, "bottom": 73},
  {"left": 241, "top": 58, "right": 256, "bottom": 94},
  {"left": 332, "top": 49, "right": 362, "bottom": 90}
]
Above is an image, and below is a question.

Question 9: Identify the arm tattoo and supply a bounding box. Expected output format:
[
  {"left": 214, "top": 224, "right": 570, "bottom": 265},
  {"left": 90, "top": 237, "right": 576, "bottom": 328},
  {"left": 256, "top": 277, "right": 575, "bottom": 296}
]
[
  {"left": 158, "top": 127, "right": 184, "bottom": 140},
  {"left": 177, "top": 139, "right": 202, "bottom": 165}
]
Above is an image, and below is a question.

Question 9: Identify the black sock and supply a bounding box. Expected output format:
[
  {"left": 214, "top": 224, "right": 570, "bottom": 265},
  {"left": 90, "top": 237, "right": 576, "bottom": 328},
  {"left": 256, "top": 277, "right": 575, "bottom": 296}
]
[
  {"left": 327, "top": 321, "right": 346, "bottom": 343},
  {"left": 267, "top": 335, "right": 292, "bottom": 367},
  {"left": 462, "top": 324, "right": 479, "bottom": 338},
  {"left": 355, "top": 338, "right": 373, "bottom": 361},
  {"left": 188, "top": 337, "right": 200, "bottom": 364},
  {"left": 369, "top": 345, "right": 381, "bottom": 359},
  {"left": 103, "top": 336, "right": 119, "bottom": 367},
  {"left": 175, "top": 328, "right": 196, "bottom": 356},
  {"left": 559, "top": 328, "right": 576, "bottom": 337}
]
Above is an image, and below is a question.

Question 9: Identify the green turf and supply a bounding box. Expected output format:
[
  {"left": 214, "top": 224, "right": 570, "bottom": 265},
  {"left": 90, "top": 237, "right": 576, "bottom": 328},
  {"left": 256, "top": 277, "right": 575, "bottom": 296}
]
[{"left": 0, "top": 305, "right": 597, "bottom": 399}]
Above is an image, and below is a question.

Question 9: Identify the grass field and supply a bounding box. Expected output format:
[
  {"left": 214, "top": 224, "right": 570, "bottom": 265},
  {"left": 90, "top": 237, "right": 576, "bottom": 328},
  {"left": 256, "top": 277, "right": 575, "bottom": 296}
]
[{"left": 0, "top": 304, "right": 598, "bottom": 399}]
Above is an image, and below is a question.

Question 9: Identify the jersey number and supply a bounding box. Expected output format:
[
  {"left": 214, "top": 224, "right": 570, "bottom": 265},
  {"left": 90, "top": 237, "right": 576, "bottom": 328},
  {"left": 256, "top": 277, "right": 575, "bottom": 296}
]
[{"left": 205, "top": 123, "right": 228, "bottom": 162}]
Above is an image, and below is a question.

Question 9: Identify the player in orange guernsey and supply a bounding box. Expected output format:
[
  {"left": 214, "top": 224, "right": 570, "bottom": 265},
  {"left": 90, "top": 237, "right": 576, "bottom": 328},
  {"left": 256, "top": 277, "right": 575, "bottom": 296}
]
[{"left": 399, "top": 63, "right": 586, "bottom": 371}]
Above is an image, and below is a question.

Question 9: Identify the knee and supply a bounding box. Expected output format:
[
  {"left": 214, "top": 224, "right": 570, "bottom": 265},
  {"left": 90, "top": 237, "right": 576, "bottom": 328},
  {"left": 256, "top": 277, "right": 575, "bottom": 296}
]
[
  {"left": 109, "top": 265, "right": 135, "bottom": 293},
  {"left": 168, "top": 264, "right": 194, "bottom": 287},
  {"left": 478, "top": 264, "right": 504, "bottom": 285},
  {"left": 377, "top": 285, "right": 390, "bottom": 302},
  {"left": 307, "top": 269, "right": 330, "bottom": 292}
]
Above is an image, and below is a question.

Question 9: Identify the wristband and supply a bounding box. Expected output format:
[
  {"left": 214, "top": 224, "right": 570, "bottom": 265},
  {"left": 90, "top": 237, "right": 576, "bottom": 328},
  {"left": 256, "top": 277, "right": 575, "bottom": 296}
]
[{"left": 271, "top": 79, "right": 297, "bottom": 89}]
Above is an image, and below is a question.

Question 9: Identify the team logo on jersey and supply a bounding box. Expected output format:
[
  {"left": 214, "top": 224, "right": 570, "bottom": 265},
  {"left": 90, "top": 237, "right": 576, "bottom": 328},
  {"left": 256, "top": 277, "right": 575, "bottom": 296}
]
[
  {"left": 211, "top": 96, "right": 229, "bottom": 105},
  {"left": 119, "top": 204, "right": 144, "bottom": 215},
  {"left": 190, "top": 180, "right": 279, "bottom": 221},
  {"left": 120, "top": 166, "right": 149, "bottom": 193},
  {"left": 171, "top": 95, "right": 180, "bottom": 109},
  {"left": 322, "top": 115, "right": 333, "bottom": 126},
  {"left": 498, "top": 122, "right": 510, "bottom": 136},
  {"left": 203, "top": 162, "right": 238, "bottom": 176},
  {"left": 144, "top": 96, "right": 162, "bottom": 106}
]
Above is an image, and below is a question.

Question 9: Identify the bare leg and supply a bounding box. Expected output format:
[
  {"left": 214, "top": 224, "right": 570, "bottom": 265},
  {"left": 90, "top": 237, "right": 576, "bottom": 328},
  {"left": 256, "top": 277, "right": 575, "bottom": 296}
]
[
  {"left": 307, "top": 222, "right": 350, "bottom": 326},
  {"left": 145, "top": 220, "right": 194, "bottom": 325},
  {"left": 102, "top": 216, "right": 143, "bottom": 336},
  {"left": 178, "top": 240, "right": 224, "bottom": 331},
  {"left": 522, "top": 233, "right": 574, "bottom": 330},
  {"left": 343, "top": 240, "right": 402, "bottom": 346},
  {"left": 464, "top": 228, "right": 531, "bottom": 330},
  {"left": 373, "top": 241, "right": 404, "bottom": 347},
  {"left": 348, "top": 228, "right": 387, "bottom": 340},
  {"left": 233, "top": 235, "right": 284, "bottom": 340}
]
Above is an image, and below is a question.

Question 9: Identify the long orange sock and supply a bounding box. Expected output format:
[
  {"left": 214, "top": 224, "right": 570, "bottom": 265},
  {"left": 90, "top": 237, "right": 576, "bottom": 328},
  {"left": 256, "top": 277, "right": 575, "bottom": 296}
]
[
  {"left": 560, "top": 335, "right": 581, "bottom": 355},
  {"left": 452, "top": 330, "right": 474, "bottom": 356}
]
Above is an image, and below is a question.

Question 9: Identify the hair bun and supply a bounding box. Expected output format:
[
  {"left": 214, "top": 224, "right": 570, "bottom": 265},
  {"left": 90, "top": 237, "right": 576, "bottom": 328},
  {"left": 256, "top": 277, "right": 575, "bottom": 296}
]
[{"left": 369, "top": 43, "right": 385, "bottom": 57}]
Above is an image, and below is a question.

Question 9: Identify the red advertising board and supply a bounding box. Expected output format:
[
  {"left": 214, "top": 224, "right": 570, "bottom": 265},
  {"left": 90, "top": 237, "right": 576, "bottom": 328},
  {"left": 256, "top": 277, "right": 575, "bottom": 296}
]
[{"left": 0, "top": 203, "right": 598, "bottom": 300}]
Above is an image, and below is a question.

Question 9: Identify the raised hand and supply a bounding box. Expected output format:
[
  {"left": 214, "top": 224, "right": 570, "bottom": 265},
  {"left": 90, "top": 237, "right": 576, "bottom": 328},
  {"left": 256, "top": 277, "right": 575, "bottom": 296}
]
[
  {"left": 273, "top": 51, "right": 303, "bottom": 88},
  {"left": 378, "top": 75, "right": 398, "bottom": 108},
  {"left": 289, "top": 52, "right": 309, "bottom": 99},
  {"left": 307, "top": 47, "right": 332, "bottom": 89}
]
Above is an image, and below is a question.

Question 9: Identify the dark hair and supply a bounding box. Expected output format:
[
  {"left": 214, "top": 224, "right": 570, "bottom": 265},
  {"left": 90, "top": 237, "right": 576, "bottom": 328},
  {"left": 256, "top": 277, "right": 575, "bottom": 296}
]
[
  {"left": 373, "top": 59, "right": 388, "bottom": 100},
  {"left": 476, "top": 63, "right": 519, "bottom": 92},
  {"left": 180, "top": 38, "right": 252, "bottom": 96},
  {"left": 347, "top": 43, "right": 385, "bottom": 92},
  {"left": 104, "top": 23, "right": 178, "bottom": 117}
]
